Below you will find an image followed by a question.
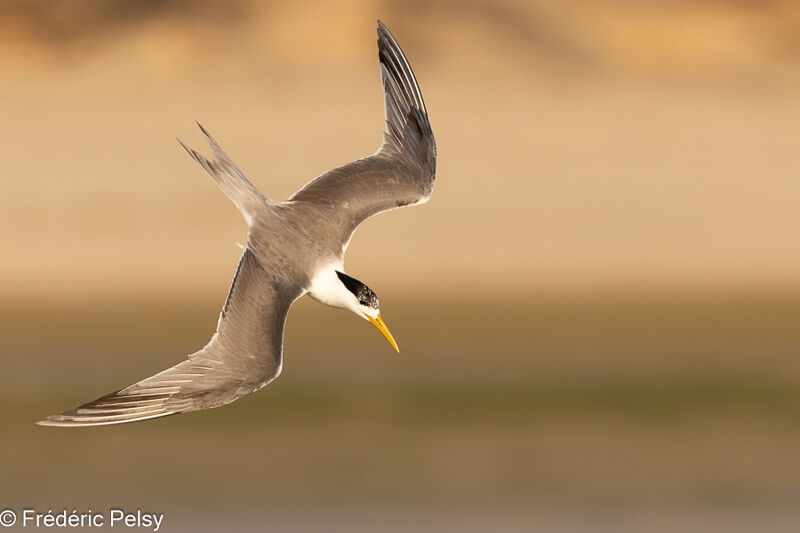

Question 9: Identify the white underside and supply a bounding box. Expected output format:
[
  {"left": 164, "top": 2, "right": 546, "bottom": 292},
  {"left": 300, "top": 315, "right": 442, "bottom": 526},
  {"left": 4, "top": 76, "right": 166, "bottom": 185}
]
[{"left": 307, "top": 263, "right": 349, "bottom": 303}]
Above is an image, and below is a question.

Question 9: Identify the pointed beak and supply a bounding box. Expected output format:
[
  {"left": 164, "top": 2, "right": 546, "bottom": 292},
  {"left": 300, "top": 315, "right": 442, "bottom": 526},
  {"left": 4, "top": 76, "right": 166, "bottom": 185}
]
[{"left": 367, "top": 313, "right": 399, "bottom": 352}]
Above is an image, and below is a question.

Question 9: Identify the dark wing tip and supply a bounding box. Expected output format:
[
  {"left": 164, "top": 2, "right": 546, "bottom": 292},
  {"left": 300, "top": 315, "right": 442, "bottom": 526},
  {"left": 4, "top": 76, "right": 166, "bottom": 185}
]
[
  {"left": 376, "top": 21, "right": 427, "bottom": 113},
  {"left": 36, "top": 411, "right": 177, "bottom": 428},
  {"left": 375, "top": 20, "right": 435, "bottom": 176},
  {"left": 36, "top": 389, "right": 181, "bottom": 427}
]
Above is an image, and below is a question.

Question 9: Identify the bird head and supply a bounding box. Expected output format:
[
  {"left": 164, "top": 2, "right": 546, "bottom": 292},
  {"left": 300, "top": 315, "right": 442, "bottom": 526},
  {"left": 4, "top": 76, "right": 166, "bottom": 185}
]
[{"left": 335, "top": 271, "right": 399, "bottom": 352}]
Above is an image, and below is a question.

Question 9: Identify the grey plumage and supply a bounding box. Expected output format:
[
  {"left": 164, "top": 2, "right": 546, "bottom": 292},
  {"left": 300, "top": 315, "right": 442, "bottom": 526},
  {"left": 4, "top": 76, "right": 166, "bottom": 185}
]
[
  {"left": 42, "top": 249, "right": 302, "bottom": 426},
  {"left": 290, "top": 21, "right": 436, "bottom": 248},
  {"left": 38, "top": 20, "right": 435, "bottom": 427}
]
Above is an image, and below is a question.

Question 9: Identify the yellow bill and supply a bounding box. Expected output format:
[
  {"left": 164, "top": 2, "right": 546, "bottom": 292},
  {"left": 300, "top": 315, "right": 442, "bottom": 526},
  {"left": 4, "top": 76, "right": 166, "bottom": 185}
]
[{"left": 367, "top": 313, "right": 399, "bottom": 352}]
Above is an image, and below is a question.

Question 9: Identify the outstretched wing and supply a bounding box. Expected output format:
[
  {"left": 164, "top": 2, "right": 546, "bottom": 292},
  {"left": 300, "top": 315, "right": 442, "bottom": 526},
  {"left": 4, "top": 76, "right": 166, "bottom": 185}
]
[
  {"left": 288, "top": 20, "right": 436, "bottom": 246},
  {"left": 38, "top": 249, "right": 302, "bottom": 427}
]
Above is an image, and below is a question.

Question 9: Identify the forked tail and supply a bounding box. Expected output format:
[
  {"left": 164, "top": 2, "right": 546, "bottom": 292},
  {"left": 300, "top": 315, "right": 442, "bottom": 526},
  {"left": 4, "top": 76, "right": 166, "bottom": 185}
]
[{"left": 178, "top": 123, "right": 271, "bottom": 225}]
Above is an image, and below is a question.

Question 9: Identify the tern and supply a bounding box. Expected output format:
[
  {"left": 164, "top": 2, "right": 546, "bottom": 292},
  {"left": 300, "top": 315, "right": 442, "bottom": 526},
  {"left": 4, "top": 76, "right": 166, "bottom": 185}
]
[{"left": 38, "top": 21, "right": 435, "bottom": 427}]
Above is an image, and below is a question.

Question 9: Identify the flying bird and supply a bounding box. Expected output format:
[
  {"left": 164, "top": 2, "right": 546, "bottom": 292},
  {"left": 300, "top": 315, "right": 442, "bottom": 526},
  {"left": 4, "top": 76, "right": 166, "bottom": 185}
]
[{"left": 38, "top": 21, "right": 435, "bottom": 427}]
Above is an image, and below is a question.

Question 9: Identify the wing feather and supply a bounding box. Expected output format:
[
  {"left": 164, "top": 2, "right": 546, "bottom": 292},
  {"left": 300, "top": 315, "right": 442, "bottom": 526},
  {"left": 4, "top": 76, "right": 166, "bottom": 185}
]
[
  {"left": 38, "top": 249, "right": 301, "bottom": 427},
  {"left": 287, "top": 20, "right": 436, "bottom": 245}
]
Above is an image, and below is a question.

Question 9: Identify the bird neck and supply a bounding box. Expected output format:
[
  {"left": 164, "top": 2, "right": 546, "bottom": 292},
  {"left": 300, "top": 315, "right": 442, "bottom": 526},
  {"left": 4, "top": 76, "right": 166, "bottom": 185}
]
[{"left": 307, "top": 265, "right": 360, "bottom": 315}]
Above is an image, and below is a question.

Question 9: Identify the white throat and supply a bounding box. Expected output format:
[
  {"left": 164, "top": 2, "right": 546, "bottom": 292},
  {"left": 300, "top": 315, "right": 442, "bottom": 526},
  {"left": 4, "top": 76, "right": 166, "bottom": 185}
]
[{"left": 308, "top": 265, "right": 364, "bottom": 317}]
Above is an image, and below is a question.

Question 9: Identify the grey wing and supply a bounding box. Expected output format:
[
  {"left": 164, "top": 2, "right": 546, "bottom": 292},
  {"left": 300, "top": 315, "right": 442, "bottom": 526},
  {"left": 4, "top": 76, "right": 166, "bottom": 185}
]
[
  {"left": 288, "top": 20, "right": 436, "bottom": 244},
  {"left": 38, "top": 249, "right": 301, "bottom": 427}
]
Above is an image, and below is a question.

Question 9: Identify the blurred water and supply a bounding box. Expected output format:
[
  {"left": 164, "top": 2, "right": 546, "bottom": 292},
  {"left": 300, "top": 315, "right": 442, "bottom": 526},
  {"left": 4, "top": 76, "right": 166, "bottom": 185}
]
[{"left": 1, "top": 295, "right": 799, "bottom": 530}]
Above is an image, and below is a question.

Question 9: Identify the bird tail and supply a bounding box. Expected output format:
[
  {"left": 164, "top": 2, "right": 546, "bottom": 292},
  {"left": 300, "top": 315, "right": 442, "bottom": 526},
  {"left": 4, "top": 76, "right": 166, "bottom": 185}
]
[{"left": 178, "top": 123, "right": 271, "bottom": 226}]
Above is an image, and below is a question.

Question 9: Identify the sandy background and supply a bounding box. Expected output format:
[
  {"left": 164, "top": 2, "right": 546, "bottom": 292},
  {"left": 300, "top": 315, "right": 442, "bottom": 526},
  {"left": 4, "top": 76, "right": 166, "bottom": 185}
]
[
  {"left": 2, "top": 0, "right": 800, "bottom": 300},
  {"left": 1, "top": 1, "right": 800, "bottom": 531}
]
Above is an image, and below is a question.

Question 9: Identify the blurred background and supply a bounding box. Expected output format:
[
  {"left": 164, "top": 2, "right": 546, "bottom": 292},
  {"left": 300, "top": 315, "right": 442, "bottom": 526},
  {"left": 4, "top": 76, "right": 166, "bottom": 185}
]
[{"left": 2, "top": 0, "right": 800, "bottom": 531}]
